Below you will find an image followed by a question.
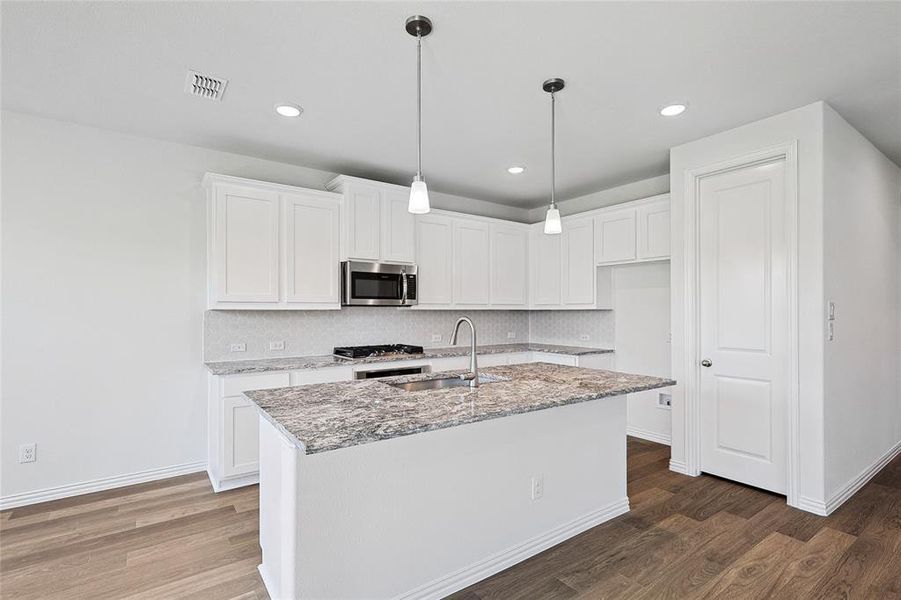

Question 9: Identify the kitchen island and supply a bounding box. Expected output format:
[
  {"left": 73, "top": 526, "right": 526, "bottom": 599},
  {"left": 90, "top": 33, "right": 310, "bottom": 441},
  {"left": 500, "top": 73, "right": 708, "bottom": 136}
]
[{"left": 245, "top": 363, "right": 674, "bottom": 600}]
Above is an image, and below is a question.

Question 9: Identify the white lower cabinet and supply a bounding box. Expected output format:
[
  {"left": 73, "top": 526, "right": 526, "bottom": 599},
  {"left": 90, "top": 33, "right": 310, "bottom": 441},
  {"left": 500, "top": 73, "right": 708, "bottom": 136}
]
[{"left": 209, "top": 371, "right": 289, "bottom": 491}]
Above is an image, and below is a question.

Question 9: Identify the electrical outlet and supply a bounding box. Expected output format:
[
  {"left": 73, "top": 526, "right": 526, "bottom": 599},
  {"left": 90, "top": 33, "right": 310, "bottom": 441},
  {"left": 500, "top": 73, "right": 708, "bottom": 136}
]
[
  {"left": 658, "top": 393, "right": 672, "bottom": 409},
  {"left": 530, "top": 475, "right": 544, "bottom": 501},
  {"left": 579, "top": 334, "right": 590, "bottom": 341},
  {"left": 507, "top": 331, "right": 516, "bottom": 339},
  {"left": 229, "top": 343, "right": 246, "bottom": 353},
  {"left": 431, "top": 334, "right": 442, "bottom": 343},
  {"left": 269, "top": 341, "right": 285, "bottom": 351},
  {"left": 18, "top": 443, "right": 36, "bottom": 463}
]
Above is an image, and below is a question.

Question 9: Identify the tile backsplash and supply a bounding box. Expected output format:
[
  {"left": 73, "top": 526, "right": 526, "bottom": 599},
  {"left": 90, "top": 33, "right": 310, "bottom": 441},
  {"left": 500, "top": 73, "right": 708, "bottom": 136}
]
[
  {"left": 528, "top": 310, "right": 615, "bottom": 347},
  {"left": 204, "top": 308, "right": 615, "bottom": 362}
]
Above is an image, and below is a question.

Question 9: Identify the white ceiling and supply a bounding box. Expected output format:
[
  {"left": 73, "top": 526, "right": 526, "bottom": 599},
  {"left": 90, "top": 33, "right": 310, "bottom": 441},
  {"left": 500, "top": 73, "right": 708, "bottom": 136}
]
[{"left": 3, "top": 1, "right": 899, "bottom": 208}]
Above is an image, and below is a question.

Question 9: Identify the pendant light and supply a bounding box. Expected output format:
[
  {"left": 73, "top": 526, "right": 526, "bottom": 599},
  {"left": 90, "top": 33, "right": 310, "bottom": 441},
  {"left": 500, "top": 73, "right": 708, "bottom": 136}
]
[
  {"left": 406, "top": 15, "right": 432, "bottom": 214},
  {"left": 543, "top": 78, "right": 564, "bottom": 234}
]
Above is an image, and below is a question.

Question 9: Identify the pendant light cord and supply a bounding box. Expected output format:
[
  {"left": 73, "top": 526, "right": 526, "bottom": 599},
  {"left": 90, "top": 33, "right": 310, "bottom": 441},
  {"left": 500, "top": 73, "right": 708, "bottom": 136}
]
[
  {"left": 550, "top": 91, "right": 556, "bottom": 209},
  {"left": 416, "top": 34, "right": 423, "bottom": 181}
]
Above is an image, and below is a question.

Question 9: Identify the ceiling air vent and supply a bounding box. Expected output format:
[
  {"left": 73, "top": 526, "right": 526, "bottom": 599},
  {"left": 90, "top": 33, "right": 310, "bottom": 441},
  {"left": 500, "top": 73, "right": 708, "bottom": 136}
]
[{"left": 184, "top": 70, "right": 228, "bottom": 101}]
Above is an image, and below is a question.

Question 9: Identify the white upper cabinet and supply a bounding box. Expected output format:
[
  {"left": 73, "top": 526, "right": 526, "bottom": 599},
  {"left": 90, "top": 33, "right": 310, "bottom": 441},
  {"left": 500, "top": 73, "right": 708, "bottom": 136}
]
[
  {"left": 593, "top": 194, "right": 670, "bottom": 266},
  {"left": 327, "top": 176, "right": 416, "bottom": 264},
  {"left": 210, "top": 183, "right": 280, "bottom": 304},
  {"left": 529, "top": 225, "right": 562, "bottom": 306},
  {"left": 595, "top": 208, "right": 637, "bottom": 264},
  {"left": 204, "top": 174, "right": 342, "bottom": 310},
  {"left": 284, "top": 191, "right": 341, "bottom": 306},
  {"left": 381, "top": 189, "right": 416, "bottom": 263},
  {"left": 636, "top": 198, "right": 671, "bottom": 260},
  {"left": 415, "top": 213, "right": 454, "bottom": 305},
  {"left": 562, "top": 216, "right": 595, "bottom": 306},
  {"left": 490, "top": 224, "right": 528, "bottom": 307},
  {"left": 453, "top": 219, "right": 491, "bottom": 305}
]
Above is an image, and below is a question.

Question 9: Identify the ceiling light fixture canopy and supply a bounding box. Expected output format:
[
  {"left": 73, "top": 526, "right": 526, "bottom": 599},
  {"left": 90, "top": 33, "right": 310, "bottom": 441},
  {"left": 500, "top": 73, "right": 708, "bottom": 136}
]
[
  {"left": 406, "top": 15, "right": 432, "bottom": 214},
  {"left": 543, "top": 78, "right": 564, "bottom": 235}
]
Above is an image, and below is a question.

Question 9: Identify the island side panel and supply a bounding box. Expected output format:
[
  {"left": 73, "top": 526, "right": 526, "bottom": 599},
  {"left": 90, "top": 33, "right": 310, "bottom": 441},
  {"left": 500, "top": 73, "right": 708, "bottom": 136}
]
[
  {"left": 258, "top": 416, "right": 300, "bottom": 600},
  {"left": 276, "top": 396, "right": 628, "bottom": 599}
]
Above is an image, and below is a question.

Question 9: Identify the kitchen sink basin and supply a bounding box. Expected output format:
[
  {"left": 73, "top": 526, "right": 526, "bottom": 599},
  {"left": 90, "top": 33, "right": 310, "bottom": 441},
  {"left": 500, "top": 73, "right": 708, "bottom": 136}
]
[{"left": 387, "top": 374, "right": 501, "bottom": 392}]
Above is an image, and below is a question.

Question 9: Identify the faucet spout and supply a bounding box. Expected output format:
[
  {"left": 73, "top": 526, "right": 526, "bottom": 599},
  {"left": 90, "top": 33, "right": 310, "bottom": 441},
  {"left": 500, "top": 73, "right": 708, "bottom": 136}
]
[{"left": 450, "top": 317, "right": 479, "bottom": 388}]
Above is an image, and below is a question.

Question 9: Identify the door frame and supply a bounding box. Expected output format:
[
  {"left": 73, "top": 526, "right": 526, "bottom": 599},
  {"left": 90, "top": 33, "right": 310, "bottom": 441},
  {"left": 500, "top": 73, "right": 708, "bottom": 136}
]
[{"left": 679, "top": 141, "right": 801, "bottom": 508}]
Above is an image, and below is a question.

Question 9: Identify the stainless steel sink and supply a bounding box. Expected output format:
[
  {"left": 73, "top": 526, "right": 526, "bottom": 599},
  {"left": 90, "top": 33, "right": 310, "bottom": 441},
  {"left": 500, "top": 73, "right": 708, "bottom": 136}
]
[{"left": 387, "top": 374, "right": 499, "bottom": 392}]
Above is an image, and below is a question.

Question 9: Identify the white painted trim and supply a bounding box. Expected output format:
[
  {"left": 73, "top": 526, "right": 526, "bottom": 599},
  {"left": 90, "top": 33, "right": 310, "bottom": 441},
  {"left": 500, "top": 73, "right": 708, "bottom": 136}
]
[
  {"left": 795, "top": 496, "right": 828, "bottom": 517},
  {"left": 627, "top": 426, "right": 671, "bottom": 446},
  {"left": 393, "top": 497, "right": 630, "bottom": 600},
  {"left": 823, "top": 439, "right": 901, "bottom": 515},
  {"left": 207, "top": 469, "right": 259, "bottom": 493},
  {"left": 669, "top": 459, "right": 692, "bottom": 475},
  {"left": 679, "top": 142, "right": 801, "bottom": 502},
  {"left": 0, "top": 461, "right": 207, "bottom": 510}
]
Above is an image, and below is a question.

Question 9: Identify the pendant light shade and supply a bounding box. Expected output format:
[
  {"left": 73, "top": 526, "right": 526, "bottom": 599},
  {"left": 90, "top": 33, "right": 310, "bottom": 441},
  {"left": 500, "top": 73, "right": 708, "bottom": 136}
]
[
  {"left": 543, "top": 78, "right": 565, "bottom": 235},
  {"left": 409, "top": 177, "right": 430, "bottom": 214},
  {"left": 544, "top": 207, "right": 562, "bottom": 234},
  {"left": 406, "top": 15, "right": 432, "bottom": 214}
]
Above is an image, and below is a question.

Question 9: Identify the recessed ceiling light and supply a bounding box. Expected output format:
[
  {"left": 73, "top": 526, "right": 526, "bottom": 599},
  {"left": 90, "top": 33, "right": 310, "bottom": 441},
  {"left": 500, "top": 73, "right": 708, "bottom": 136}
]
[
  {"left": 275, "top": 103, "right": 302, "bottom": 117},
  {"left": 660, "top": 103, "right": 687, "bottom": 117},
  {"left": 507, "top": 166, "right": 525, "bottom": 174}
]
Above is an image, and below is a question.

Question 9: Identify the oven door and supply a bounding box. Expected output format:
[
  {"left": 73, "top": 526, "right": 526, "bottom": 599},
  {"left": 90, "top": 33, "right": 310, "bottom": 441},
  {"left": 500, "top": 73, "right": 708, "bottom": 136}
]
[{"left": 342, "top": 262, "right": 418, "bottom": 306}]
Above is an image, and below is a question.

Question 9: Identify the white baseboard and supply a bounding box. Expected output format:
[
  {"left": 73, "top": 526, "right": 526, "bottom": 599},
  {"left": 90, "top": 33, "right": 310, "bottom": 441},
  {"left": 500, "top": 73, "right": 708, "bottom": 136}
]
[
  {"left": 823, "top": 439, "right": 901, "bottom": 516},
  {"left": 208, "top": 469, "right": 259, "bottom": 493},
  {"left": 395, "top": 497, "right": 631, "bottom": 600},
  {"left": 669, "top": 458, "right": 693, "bottom": 475},
  {"left": 627, "top": 426, "right": 671, "bottom": 446},
  {"left": 0, "top": 461, "right": 207, "bottom": 511},
  {"left": 794, "top": 496, "right": 828, "bottom": 516}
]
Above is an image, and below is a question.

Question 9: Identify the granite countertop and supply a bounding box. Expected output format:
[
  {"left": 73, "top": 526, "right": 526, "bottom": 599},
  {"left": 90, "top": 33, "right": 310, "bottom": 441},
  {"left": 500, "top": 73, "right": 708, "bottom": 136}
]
[
  {"left": 245, "top": 362, "right": 674, "bottom": 455},
  {"left": 204, "top": 343, "right": 614, "bottom": 376}
]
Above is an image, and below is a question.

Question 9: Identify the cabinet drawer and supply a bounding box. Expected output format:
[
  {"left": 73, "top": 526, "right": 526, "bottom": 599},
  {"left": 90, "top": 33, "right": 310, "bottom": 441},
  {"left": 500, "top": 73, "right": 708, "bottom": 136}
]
[{"left": 221, "top": 372, "right": 290, "bottom": 397}]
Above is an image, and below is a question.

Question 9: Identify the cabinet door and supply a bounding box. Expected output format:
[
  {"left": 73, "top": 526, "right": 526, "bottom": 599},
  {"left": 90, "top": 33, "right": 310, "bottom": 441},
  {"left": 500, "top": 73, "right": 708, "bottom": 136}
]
[
  {"left": 594, "top": 209, "right": 637, "bottom": 264},
  {"left": 490, "top": 225, "right": 528, "bottom": 306},
  {"left": 529, "top": 226, "right": 561, "bottom": 306},
  {"left": 637, "top": 200, "right": 671, "bottom": 260},
  {"left": 345, "top": 184, "right": 381, "bottom": 261},
  {"left": 415, "top": 214, "right": 454, "bottom": 305},
  {"left": 222, "top": 396, "right": 260, "bottom": 477},
  {"left": 454, "top": 219, "right": 491, "bottom": 305},
  {"left": 213, "top": 186, "right": 280, "bottom": 302},
  {"left": 284, "top": 193, "right": 340, "bottom": 305},
  {"left": 562, "top": 217, "right": 595, "bottom": 305},
  {"left": 381, "top": 189, "right": 416, "bottom": 263}
]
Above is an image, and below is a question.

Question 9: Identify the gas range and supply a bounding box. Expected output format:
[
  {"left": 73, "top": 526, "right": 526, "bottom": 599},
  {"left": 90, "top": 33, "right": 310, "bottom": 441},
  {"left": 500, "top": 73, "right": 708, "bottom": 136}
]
[{"left": 333, "top": 344, "right": 425, "bottom": 360}]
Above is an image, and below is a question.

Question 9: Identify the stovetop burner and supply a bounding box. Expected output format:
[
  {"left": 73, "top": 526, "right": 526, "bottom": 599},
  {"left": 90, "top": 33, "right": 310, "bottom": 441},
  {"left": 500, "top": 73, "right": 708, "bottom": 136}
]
[{"left": 333, "top": 344, "right": 425, "bottom": 359}]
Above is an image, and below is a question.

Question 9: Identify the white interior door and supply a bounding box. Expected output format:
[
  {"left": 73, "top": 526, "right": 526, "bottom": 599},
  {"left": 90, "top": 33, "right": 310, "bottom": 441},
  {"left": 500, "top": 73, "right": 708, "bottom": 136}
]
[{"left": 698, "top": 159, "right": 788, "bottom": 494}]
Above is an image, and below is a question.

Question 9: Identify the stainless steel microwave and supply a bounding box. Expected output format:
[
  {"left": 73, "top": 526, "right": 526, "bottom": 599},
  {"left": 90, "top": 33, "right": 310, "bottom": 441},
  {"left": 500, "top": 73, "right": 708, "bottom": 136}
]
[{"left": 341, "top": 261, "right": 418, "bottom": 306}]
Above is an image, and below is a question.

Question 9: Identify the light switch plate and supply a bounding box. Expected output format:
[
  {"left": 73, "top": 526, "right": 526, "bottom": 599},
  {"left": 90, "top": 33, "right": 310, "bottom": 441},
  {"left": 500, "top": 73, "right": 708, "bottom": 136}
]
[
  {"left": 230, "top": 343, "right": 246, "bottom": 353},
  {"left": 269, "top": 341, "right": 285, "bottom": 351}
]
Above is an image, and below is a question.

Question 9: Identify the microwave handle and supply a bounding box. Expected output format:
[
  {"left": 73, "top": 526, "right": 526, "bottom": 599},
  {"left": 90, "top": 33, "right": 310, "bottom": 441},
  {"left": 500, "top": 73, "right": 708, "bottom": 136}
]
[{"left": 401, "top": 269, "right": 408, "bottom": 305}]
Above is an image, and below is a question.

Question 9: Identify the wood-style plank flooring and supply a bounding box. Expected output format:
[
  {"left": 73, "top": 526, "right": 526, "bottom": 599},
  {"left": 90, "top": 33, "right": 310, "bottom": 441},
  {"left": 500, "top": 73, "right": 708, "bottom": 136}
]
[{"left": 2, "top": 438, "right": 899, "bottom": 599}]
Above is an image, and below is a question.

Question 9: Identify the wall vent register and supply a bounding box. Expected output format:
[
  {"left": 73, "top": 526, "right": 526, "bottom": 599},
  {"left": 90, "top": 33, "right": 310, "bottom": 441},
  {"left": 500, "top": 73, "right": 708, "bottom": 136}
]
[{"left": 184, "top": 70, "right": 228, "bottom": 101}]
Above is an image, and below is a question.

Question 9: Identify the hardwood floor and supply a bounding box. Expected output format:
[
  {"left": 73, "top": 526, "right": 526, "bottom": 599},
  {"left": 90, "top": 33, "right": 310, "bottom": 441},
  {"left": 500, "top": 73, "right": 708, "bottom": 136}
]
[{"left": 2, "top": 438, "right": 899, "bottom": 599}]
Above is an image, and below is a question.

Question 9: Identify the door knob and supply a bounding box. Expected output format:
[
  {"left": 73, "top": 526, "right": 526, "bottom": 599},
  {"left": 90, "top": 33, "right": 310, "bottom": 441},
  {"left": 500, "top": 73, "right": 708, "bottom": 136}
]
[{"left": 701, "top": 359, "right": 712, "bottom": 367}]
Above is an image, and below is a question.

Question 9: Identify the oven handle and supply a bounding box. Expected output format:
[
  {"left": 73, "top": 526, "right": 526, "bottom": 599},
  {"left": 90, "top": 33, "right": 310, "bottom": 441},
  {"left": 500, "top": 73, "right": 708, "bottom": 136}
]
[{"left": 401, "top": 268, "right": 408, "bottom": 305}]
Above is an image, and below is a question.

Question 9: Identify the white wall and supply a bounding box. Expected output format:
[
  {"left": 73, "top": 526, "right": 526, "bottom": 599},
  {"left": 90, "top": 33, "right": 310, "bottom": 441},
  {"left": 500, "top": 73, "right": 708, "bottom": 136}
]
[
  {"left": 669, "top": 102, "right": 827, "bottom": 507},
  {"left": 611, "top": 262, "right": 672, "bottom": 443},
  {"left": 0, "top": 111, "right": 525, "bottom": 503},
  {"left": 822, "top": 105, "right": 901, "bottom": 501}
]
